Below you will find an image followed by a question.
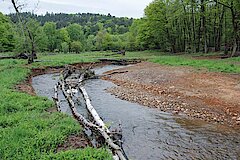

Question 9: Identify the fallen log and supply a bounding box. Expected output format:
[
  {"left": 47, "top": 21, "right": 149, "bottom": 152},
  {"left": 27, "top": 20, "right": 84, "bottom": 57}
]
[
  {"left": 102, "top": 71, "right": 128, "bottom": 76},
  {"left": 0, "top": 53, "right": 29, "bottom": 60},
  {"left": 98, "top": 58, "right": 141, "bottom": 65},
  {"left": 57, "top": 67, "right": 128, "bottom": 160},
  {"left": 77, "top": 73, "right": 110, "bottom": 132},
  {"left": 53, "top": 84, "right": 61, "bottom": 112},
  {"left": 79, "top": 85, "right": 110, "bottom": 132},
  {"left": 0, "top": 56, "right": 16, "bottom": 60}
]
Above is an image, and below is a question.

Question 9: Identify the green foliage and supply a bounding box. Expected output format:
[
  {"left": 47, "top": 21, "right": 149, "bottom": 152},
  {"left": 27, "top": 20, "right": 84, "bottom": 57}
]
[
  {"left": 35, "top": 27, "right": 48, "bottom": 52},
  {"left": 86, "top": 35, "right": 95, "bottom": 51},
  {"left": 70, "top": 41, "right": 83, "bottom": 53},
  {"left": 0, "top": 12, "right": 15, "bottom": 52},
  {"left": 9, "top": 12, "right": 132, "bottom": 35},
  {"left": 67, "top": 24, "right": 84, "bottom": 42},
  {"left": 44, "top": 148, "right": 112, "bottom": 160},
  {"left": 95, "top": 30, "right": 112, "bottom": 50},
  {"left": 43, "top": 22, "right": 57, "bottom": 52},
  {"left": 6, "top": 12, "right": 134, "bottom": 53},
  {"left": 128, "top": 0, "right": 240, "bottom": 54},
  {"left": 4, "top": 1, "right": 240, "bottom": 54},
  {"left": 58, "top": 28, "right": 70, "bottom": 43},
  {"left": 67, "top": 24, "right": 86, "bottom": 52},
  {"left": 61, "top": 42, "right": 69, "bottom": 53},
  {"left": 0, "top": 111, "right": 81, "bottom": 159},
  {"left": 14, "top": 19, "right": 47, "bottom": 53}
]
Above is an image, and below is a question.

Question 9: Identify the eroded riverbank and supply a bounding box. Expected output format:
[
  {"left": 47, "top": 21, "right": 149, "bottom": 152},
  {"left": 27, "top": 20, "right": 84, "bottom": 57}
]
[{"left": 32, "top": 65, "right": 240, "bottom": 160}]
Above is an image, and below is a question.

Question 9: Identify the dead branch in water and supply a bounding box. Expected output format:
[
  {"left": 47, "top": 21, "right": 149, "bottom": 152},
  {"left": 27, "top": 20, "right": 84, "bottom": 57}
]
[
  {"left": 53, "top": 84, "right": 61, "bottom": 112},
  {"left": 54, "top": 66, "right": 128, "bottom": 160}
]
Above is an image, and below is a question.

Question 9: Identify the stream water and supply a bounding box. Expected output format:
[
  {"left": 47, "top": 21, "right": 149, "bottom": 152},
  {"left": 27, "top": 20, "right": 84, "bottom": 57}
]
[{"left": 32, "top": 65, "right": 240, "bottom": 160}]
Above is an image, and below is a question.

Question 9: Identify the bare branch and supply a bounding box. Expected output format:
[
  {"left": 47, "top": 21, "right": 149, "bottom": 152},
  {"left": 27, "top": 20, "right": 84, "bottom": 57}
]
[{"left": 212, "top": 0, "right": 232, "bottom": 9}]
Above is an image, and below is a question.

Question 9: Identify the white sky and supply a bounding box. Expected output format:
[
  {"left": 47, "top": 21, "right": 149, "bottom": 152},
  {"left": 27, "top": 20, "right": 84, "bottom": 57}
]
[{"left": 0, "top": 0, "right": 153, "bottom": 18}]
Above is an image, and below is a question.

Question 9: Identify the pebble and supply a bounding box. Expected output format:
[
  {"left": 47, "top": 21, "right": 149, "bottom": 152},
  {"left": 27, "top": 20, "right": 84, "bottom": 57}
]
[
  {"left": 232, "top": 117, "right": 237, "bottom": 120},
  {"left": 106, "top": 81, "right": 240, "bottom": 127}
]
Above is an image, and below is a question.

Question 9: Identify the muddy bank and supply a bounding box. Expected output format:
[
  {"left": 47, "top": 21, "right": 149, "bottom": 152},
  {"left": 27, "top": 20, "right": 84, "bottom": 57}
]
[
  {"left": 15, "top": 62, "right": 109, "bottom": 96},
  {"left": 57, "top": 133, "right": 92, "bottom": 152},
  {"left": 103, "top": 62, "right": 240, "bottom": 128}
]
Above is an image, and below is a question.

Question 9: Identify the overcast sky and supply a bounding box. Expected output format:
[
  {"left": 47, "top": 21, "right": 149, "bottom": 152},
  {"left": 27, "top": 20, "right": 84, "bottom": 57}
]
[{"left": 0, "top": 0, "right": 153, "bottom": 18}]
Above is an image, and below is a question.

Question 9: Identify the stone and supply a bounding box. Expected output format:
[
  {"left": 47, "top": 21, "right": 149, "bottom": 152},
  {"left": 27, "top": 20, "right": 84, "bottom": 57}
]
[{"left": 232, "top": 117, "right": 237, "bottom": 120}]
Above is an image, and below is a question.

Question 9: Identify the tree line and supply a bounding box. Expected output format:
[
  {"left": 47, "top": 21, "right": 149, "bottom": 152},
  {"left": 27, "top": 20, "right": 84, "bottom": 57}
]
[
  {"left": 1, "top": 12, "right": 136, "bottom": 54},
  {"left": 9, "top": 12, "right": 133, "bottom": 35},
  {"left": 1, "top": 0, "right": 239, "bottom": 56},
  {"left": 130, "top": 0, "right": 240, "bottom": 56}
]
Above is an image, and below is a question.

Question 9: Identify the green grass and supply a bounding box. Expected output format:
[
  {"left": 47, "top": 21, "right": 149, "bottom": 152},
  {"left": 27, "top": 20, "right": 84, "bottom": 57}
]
[
  {"left": 0, "top": 52, "right": 17, "bottom": 57},
  {"left": 37, "top": 51, "right": 239, "bottom": 73},
  {"left": 44, "top": 148, "right": 112, "bottom": 159},
  {"left": 0, "top": 59, "right": 112, "bottom": 160},
  {"left": 150, "top": 55, "right": 240, "bottom": 73},
  {"left": 32, "top": 52, "right": 116, "bottom": 68},
  {"left": 34, "top": 50, "right": 165, "bottom": 68}
]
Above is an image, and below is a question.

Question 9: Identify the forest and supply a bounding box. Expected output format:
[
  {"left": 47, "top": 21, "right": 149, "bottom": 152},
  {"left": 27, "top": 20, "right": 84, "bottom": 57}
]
[{"left": 1, "top": 0, "right": 240, "bottom": 57}]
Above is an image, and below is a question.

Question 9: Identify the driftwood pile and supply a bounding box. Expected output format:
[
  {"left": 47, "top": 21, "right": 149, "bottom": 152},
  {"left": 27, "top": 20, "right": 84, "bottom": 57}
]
[{"left": 53, "top": 65, "right": 128, "bottom": 160}]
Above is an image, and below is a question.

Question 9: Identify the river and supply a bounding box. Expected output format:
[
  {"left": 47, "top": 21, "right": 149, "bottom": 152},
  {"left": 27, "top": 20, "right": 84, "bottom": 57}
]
[{"left": 32, "top": 65, "right": 240, "bottom": 160}]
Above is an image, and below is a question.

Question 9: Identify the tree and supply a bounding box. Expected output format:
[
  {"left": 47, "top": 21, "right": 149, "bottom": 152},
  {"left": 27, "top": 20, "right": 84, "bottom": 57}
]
[
  {"left": 11, "top": 0, "right": 37, "bottom": 63},
  {"left": 70, "top": 41, "right": 83, "bottom": 53},
  {"left": 86, "top": 35, "right": 95, "bottom": 51},
  {"left": 43, "top": 22, "right": 57, "bottom": 52},
  {"left": 213, "top": 0, "right": 240, "bottom": 56},
  {"left": 0, "top": 12, "right": 15, "bottom": 52},
  {"left": 127, "top": 19, "right": 144, "bottom": 50},
  {"left": 67, "top": 23, "right": 85, "bottom": 41},
  {"left": 61, "top": 42, "right": 69, "bottom": 53},
  {"left": 95, "top": 30, "right": 112, "bottom": 50},
  {"left": 55, "top": 28, "right": 70, "bottom": 51},
  {"left": 14, "top": 19, "right": 44, "bottom": 53},
  {"left": 129, "top": 0, "right": 239, "bottom": 55},
  {"left": 35, "top": 26, "right": 48, "bottom": 52}
]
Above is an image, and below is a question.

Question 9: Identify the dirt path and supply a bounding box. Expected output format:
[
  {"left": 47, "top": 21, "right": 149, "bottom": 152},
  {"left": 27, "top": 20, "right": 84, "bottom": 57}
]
[{"left": 103, "top": 62, "right": 240, "bottom": 128}]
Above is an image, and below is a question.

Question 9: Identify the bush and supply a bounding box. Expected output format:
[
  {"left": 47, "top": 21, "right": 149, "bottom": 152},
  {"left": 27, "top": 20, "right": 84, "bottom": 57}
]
[
  {"left": 70, "top": 41, "right": 83, "bottom": 53},
  {"left": 61, "top": 42, "right": 69, "bottom": 53}
]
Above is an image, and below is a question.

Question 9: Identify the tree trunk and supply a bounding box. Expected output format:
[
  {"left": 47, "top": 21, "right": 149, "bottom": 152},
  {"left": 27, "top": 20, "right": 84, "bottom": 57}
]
[
  {"left": 215, "top": 6, "right": 225, "bottom": 51},
  {"left": 201, "top": 0, "right": 208, "bottom": 53},
  {"left": 191, "top": 0, "right": 197, "bottom": 53},
  {"left": 11, "top": 0, "right": 37, "bottom": 64},
  {"left": 230, "top": 6, "right": 239, "bottom": 57}
]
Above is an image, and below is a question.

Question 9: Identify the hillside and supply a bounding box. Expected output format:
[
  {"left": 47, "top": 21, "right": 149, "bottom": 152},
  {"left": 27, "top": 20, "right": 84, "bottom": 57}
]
[{"left": 8, "top": 12, "right": 133, "bottom": 35}]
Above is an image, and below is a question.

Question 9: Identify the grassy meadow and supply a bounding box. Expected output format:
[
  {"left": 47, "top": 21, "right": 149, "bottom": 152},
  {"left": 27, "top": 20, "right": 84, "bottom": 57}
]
[
  {"left": 0, "top": 51, "right": 239, "bottom": 159},
  {"left": 36, "top": 51, "right": 240, "bottom": 73}
]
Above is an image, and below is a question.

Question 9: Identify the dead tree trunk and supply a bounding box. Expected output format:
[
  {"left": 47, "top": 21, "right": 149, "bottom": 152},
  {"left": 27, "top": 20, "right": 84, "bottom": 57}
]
[
  {"left": 11, "top": 0, "right": 37, "bottom": 64},
  {"left": 55, "top": 67, "right": 128, "bottom": 160}
]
